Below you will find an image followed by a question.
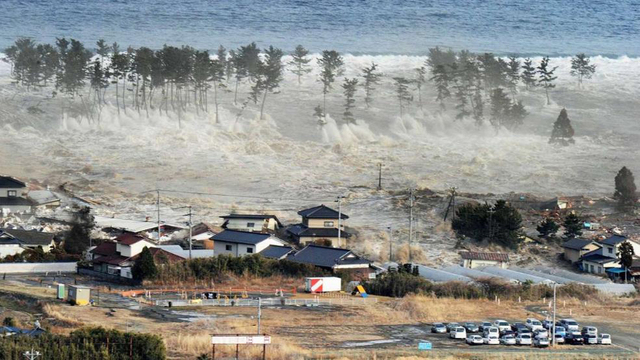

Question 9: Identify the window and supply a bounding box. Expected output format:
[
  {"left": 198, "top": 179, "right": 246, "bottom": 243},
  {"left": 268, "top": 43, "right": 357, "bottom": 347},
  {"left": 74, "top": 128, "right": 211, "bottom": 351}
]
[
  {"left": 7, "top": 190, "right": 16, "bottom": 197},
  {"left": 225, "top": 245, "right": 232, "bottom": 251},
  {"left": 323, "top": 221, "right": 334, "bottom": 227},
  {"left": 247, "top": 222, "right": 255, "bottom": 228},
  {"left": 598, "top": 266, "right": 602, "bottom": 274},
  {"left": 246, "top": 247, "right": 253, "bottom": 253},
  {"left": 589, "top": 264, "right": 594, "bottom": 273},
  {"left": 607, "top": 247, "right": 613, "bottom": 254}
]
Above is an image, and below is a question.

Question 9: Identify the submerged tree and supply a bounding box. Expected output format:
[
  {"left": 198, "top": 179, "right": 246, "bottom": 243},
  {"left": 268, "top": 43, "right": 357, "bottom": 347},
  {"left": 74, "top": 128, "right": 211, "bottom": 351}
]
[
  {"left": 313, "top": 105, "right": 325, "bottom": 126},
  {"left": 64, "top": 206, "right": 95, "bottom": 254},
  {"left": 506, "top": 56, "right": 520, "bottom": 98},
  {"left": 570, "top": 53, "right": 596, "bottom": 89},
  {"left": 414, "top": 66, "right": 427, "bottom": 109},
  {"left": 210, "top": 53, "right": 227, "bottom": 123},
  {"left": 563, "top": 213, "right": 583, "bottom": 239},
  {"left": 489, "top": 88, "right": 511, "bottom": 128},
  {"left": 393, "top": 77, "right": 412, "bottom": 117},
  {"left": 431, "top": 64, "right": 451, "bottom": 110},
  {"left": 425, "top": 46, "right": 456, "bottom": 71},
  {"left": 317, "top": 50, "right": 344, "bottom": 120},
  {"left": 289, "top": 45, "right": 312, "bottom": 85},
  {"left": 537, "top": 56, "right": 557, "bottom": 105},
  {"left": 361, "top": 62, "right": 382, "bottom": 108},
  {"left": 521, "top": 58, "right": 536, "bottom": 90},
  {"left": 549, "top": 108, "right": 575, "bottom": 145},
  {"left": 341, "top": 77, "right": 358, "bottom": 124},
  {"left": 253, "top": 45, "right": 284, "bottom": 120},
  {"left": 613, "top": 166, "right": 638, "bottom": 209}
]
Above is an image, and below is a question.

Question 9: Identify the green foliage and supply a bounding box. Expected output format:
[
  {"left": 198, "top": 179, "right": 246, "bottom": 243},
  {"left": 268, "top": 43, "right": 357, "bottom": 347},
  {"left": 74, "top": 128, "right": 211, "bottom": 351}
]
[
  {"left": 537, "top": 56, "right": 557, "bottom": 105},
  {"left": 252, "top": 45, "right": 284, "bottom": 120},
  {"left": 132, "top": 247, "right": 158, "bottom": 281},
  {"left": 289, "top": 45, "right": 312, "bottom": 85},
  {"left": 617, "top": 241, "right": 635, "bottom": 269},
  {"left": 489, "top": 88, "right": 528, "bottom": 129},
  {"left": 570, "top": 53, "right": 596, "bottom": 88},
  {"left": 562, "top": 213, "right": 583, "bottom": 239},
  {"left": 363, "top": 270, "right": 431, "bottom": 297},
  {"left": 549, "top": 108, "right": 575, "bottom": 145},
  {"left": 521, "top": 58, "right": 536, "bottom": 89},
  {"left": 414, "top": 66, "right": 427, "bottom": 108},
  {"left": 0, "top": 327, "right": 165, "bottom": 360},
  {"left": 452, "top": 200, "right": 523, "bottom": 249},
  {"left": 613, "top": 166, "right": 638, "bottom": 209},
  {"left": 63, "top": 206, "right": 94, "bottom": 255},
  {"left": 430, "top": 64, "right": 451, "bottom": 110},
  {"left": 537, "top": 218, "right": 560, "bottom": 240},
  {"left": 341, "top": 77, "right": 358, "bottom": 124},
  {"left": 425, "top": 46, "right": 456, "bottom": 70},
  {"left": 393, "top": 77, "right": 413, "bottom": 116},
  {"left": 317, "top": 50, "right": 344, "bottom": 95},
  {"left": 361, "top": 62, "right": 382, "bottom": 108}
]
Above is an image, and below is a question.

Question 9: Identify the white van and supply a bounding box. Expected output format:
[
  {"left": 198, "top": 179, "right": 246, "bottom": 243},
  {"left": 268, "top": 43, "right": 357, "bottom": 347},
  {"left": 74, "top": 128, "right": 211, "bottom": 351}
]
[
  {"left": 483, "top": 326, "right": 499, "bottom": 338},
  {"left": 450, "top": 326, "right": 467, "bottom": 339}
]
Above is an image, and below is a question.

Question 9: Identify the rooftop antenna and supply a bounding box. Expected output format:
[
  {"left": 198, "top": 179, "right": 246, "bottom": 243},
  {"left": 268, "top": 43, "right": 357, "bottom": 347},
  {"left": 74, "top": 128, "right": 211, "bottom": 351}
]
[{"left": 23, "top": 347, "right": 41, "bottom": 360}]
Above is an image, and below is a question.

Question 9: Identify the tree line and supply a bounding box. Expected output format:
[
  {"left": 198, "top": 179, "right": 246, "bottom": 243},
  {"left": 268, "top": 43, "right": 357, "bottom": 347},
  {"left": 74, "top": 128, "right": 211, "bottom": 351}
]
[{"left": 4, "top": 38, "right": 596, "bottom": 131}]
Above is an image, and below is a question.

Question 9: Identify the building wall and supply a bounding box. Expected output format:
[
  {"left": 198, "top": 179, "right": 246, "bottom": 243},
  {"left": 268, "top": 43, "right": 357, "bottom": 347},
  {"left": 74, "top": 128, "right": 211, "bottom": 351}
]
[
  {"left": 117, "top": 240, "right": 156, "bottom": 258},
  {"left": 0, "top": 204, "right": 32, "bottom": 214},
  {"left": 564, "top": 243, "right": 600, "bottom": 263},
  {"left": 225, "top": 218, "right": 279, "bottom": 232},
  {"left": 306, "top": 218, "right": 344, "bottom": 229},
  {"left": 214, "top": 238, "right": 283, "bottom": 257},
  {"left": 21, "top": 241, "right": 54, "bottom": 253},
  {"left": 299, "top": 236, "right": 346, "bottom": 248},
  {"left": 255, "top": 238, "right": 284, "bottom": 253},
  {"left": 582, "top": 260, "right": 617, "bottom": 274},
  {"left": 0, "top": 244, "right": 24, "bottom": 258},
  {"left": 0, "top": 187, "right": 26, "bottom": 198},
  {"left": 462, "top": 259, "right": 506, "bottom": 269}
]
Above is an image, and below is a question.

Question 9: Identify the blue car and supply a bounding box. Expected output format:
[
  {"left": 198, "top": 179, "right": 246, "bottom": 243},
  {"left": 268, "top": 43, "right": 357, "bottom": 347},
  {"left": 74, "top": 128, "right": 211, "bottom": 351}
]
[{"left": 554, "top": 326, "right": 566, "bottom": 337}]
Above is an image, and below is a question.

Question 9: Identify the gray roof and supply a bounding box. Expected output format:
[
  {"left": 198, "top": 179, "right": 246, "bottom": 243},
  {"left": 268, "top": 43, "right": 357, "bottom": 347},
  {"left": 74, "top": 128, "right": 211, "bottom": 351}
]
[
  {"left": 561, "top": 238, "right": 597, "bottom": 250},
  {"left": 287, "top": 224, "right": 351, "bottom": 238},
  {"left": 286, "top": 244, "right": 370, "bottom": 268},
  {"left": 298, "top": 205, "right": 348, "bottom": 220},
  {"left": 0, "top": 176, "right": 26, "bottom": 188},
  {"left": 259, "top": 245, "right": 294, "bottom": 259},
  {"left": 600, "top": 235, "right": 627, "bottom": 246},
  {"left": 0, "top": 197, "right": 34, "bottom": 206},
  {"left": 580, "top": 248, "right": 619, "bottom": 264},
  {"left": 0, "top": 228, "right": 55, "bottom": 246},
  {"left": 220, "top": 214, "right": 282, "bottom": 226},
  {"left": 211, "top": 230, "right": 272, "bottom": 245}
]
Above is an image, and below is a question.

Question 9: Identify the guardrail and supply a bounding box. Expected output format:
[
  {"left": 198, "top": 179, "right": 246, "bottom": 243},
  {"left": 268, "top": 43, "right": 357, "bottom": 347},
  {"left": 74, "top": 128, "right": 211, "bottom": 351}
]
[{"left": 156, "top": 297, "right": 376, "bottom": 307}]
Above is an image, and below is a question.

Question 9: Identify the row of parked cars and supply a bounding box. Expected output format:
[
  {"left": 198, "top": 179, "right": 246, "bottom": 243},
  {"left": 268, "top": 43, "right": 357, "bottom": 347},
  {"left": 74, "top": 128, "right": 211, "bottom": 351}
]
[{"left": 431, "top": 318, "right": 612, "bottom": 347}]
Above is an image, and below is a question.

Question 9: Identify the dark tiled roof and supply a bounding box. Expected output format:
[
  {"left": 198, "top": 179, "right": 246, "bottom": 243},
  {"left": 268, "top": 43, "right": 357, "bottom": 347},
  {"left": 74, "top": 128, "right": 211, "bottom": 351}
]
[
  {"left": 259, "top": 245, "right": 294, "bottom": 259},
  {"left": 211, "top": 230, "right": 272, "bottom": 245},
  {"left": 298, "top": 205, "right": 348, "bottom": 220},
  {"left": 580, "top": 248, "right": 618, "bottom": 264},
  {"left": 0, "top": 176, "right": 26, "bottom": 188},
  {"left": 220, "top": 214, "right": 282, "bottom": 226},
  {"left": 600, "top": 235, "right": 627, "bottom": 246},
  {"left": 116, "top": 233, "right": 152, "bottom": 246},
  {"left": 93, "top": 254, "right": 131, "bottom": 266},
  {"left": 286, "top": 244, "right": 370, "bottom": 269},
  {"left": 0, "top": 228, "right": 54, "bottom": 246},
  {"left": 561, "top": 238, "right": 596, "bottom": 250},
  {"left": 129, "top": 248, "right": 184, "bottom": 263},
  {"left": 287, "top": 224, "right": 351, "bottom": 238},
  {"left": 92, "top": 242, "right": 117, "bottom": 256},
  {"left": 0, "top": 197, "right": 34, "bottom": 206},
  {"left": 460, "top": 251, "right": 509, "bottom": 262}
]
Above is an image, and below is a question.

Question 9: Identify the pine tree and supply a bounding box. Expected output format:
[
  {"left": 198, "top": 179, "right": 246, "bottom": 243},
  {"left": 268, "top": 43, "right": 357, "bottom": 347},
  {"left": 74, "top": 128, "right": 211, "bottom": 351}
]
[
  {"left": 254, "top": 46, "right": 284, "bottom": 120},
  {"left": 414, "top": 66, "right": 427, "bottom": 109},
  {"left": 5, "top": 38, "right": 41, "bottom": 89},
  {"left": 570, "top": 53, "right": 596, "bottom": 89},
  {"left": 613, "top": 166, "right": 638, "bottom": 208},
  {"left": 453, "top": 77, "right": 470, "bottom": 120},
  {"left": 472, "top": 86, "right": 484, "bottom": 125},
  {"left": 537, "top": 56, "right": 557, "bottom": 105},
  {"left": 210, "top": 55, "right": 226, "bottom": 124},
  {"left": 341, "top": 77, "right": 358, "bottom": 124},
  {"left": 63, "top": 206, "right": 94, "bottom": 254},
  {"left": 133, "top": 47, "right": 154, "bottom": 117},
  {"left": 289, "top": 44, "right": 312, "bottom": 85},
  {"left": 361, "top": 62, "right": 382, "bottom": 108},
  {"left": 132, "top": 247, "right": 158, "bottom": 281},
  {"left": 393, "top": 77, "right": 412, "bottom": 116},
  {"left": 563, "top": 213, "right": 582, "bottom": 239},
  {"left": 506, "top": 56, "right": 520, "bottom": 98},
  {"left": 215, "top": 45, "right": 228, "bottom": 80},
  {"left": 489, "top": 88, "right": 511, "bottom": 128},
  {"left": 192, "top": 50, "right": 211, "bottom": 114},
  {"left": 521, "top": 58, "right": 536, "bottom": 90},
  {"left": 549, "top": 108, "right": 575, "bottom": 145},
  {"left": 477, "top": 53, "right": 508, "bottom": 90},
  {"left": 110, "top": 42, "right": 127, "bottom": 115},
  {"left": 430, "top": 64, "right": 451, "bottom": 110},
  {"left": 617, "top": 241, "right": 635, "bottom": 276},
  {"left": 425, "top": 46, "right": 456, "bottom": 70},
  {"left": 317, "top": 50, "right": 344, "bottom": 120},
  {"left": 506, "top": 100, "right": 528, "bottom": 130},
  {"left": 537, "top": 218, "right": 560, "bottom": 240}
]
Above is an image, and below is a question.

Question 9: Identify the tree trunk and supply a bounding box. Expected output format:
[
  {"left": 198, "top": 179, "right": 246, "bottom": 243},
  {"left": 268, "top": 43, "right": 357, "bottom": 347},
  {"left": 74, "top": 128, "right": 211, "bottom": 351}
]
[
  {"left": 545, "top": 87, "right": 550, "bottom": 105},
  {"left": 234, "top": 78, "right": 239, "bottom": 105},
  {"left": 260, "top": 90, "right": 268, "bottom": 120},
  {"left": 122, "top": 73, "right": 127, "bottom": 114},
  {"left": 214, "top": 82, "right": 219, "bottom": 124},
  {"left": 115, "top": 79, "right": 120, "bottom": 116}
]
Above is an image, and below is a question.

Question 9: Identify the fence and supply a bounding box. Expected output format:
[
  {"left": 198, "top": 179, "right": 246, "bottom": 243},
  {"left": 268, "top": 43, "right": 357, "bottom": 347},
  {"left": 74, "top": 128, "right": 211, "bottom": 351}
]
[
  {"left": 0, "top": 262, "right": 76, "bottom": 274},
  {"left": 155, "top": 296, "right": 377, "bottom": 307}
]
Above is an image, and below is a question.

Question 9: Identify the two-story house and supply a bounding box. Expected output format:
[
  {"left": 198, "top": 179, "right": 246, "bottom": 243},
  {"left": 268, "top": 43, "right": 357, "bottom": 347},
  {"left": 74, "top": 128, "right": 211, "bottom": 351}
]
[
  {"left": 220, "top": 214, "right": 282, "bottom": 233},
  {"left": 0, "top": 176, "right": 34, "bottom": 215},
  {"left": 210, "top": 230, "right": 284, "bottom": 257},
  {"left": 561, "top": 238, "right": 601, "bottom": 263},
  {"left": 287, "top": 205, "right": 351, "bottom": 248},
  {"left": 598, "top": 235, "right": 640, "bottom": 258}
]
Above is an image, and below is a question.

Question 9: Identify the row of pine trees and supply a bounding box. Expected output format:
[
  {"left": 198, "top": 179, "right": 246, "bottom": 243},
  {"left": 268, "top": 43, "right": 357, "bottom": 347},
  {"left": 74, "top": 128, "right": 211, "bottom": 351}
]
[{"left": 4, "top": 38, "right": 597, "bottom": 131}]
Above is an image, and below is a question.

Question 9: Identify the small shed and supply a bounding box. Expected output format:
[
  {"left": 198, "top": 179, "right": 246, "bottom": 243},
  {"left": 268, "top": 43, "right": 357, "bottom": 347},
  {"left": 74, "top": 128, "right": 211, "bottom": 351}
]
[
  {"left": 68, "top": 285, "right": 91, "bottom": 306},
  {"left": 460, "top": 251, "right": 509, "bottom": 269}
]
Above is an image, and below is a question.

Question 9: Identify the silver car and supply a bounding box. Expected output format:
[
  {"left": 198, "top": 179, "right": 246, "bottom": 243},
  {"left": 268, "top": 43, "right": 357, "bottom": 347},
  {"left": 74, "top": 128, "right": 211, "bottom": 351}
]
[{"left": 534, "top": 336, "right": 550, "bottom": 347}]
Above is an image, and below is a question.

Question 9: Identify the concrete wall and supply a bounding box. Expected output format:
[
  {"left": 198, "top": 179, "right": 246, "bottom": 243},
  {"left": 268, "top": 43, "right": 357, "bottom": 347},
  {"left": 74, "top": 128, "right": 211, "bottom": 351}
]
[
  {"left": 0, "top": 187, "right": 26, "bottom": 197},
  {"left": 306, "top": 218, "right": 342, "bottom": 229},
  {"left": 0, "top": 262, "right": 77, "bottom": 274},
  {"left": 581, "top": 260, "right": 618, "bottom": 274},
  {"left": 463, "top": 259, "right": 507, "bottom": 269},
  {"left": 225, "top": 218, "right": 278, "bottom": 232},
  {"left": 0, "top": 244, "right": 25, "bottom": 258},
  {"left": 116, "top": 240, "right": 156, "bottom": 257},
  {"left": 300, "top": 236, "right": 346, "bottom": 248}
]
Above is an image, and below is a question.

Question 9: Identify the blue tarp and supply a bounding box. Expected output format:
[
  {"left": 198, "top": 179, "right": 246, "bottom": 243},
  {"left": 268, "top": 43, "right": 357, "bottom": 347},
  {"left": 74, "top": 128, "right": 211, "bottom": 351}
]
[{"left": 605, "top": 268, "right": 626, "bottom": 274}]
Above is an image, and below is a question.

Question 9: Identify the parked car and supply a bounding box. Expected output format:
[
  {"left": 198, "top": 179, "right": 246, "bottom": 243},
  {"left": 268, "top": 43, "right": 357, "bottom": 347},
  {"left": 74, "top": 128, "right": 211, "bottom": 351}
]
[
  {"left": 581, "top": 326, "right": 597, "bottom": 337},
  {"left": 431, "top": 323, "right": 447, "bottom": 333},
  {"left": 542, "top": 319, "right": 554, "bottom": 329},
  {"left": 516, "top": 333, "right": 532, "bottom": 345},
  {"left": 554, "top": 326, "right": 566, "bottom": 337},
  {"left": 526, "top": 318, "right": 543, "bottom": 332},
  {"left": 466, "top": 335, "right": 483, "bottom": 345},
  {"left": 511, "top": 322, "right": 526, "bottom": 332},
  {"left": 493, "top": 319, "right": 511, "bottom": 333},
  {"left": 583, "top": 334, "right": 598, "bottom": 345},
  {"left": 479, "top": 321, "right": 493, "bottom": 332},
  {"left": 533, "top": 335, "right": 550, "bottom": 347},
  {"left": 533, "top": 328, "right": 548, "bottom": 338},
  {"left": 517, "top": 327, "right": 531, "bottom": 335},
  {"left": 464, "top": 322, "right": 479, "bottom": 333},
  {"left": 554, "top": 333, "right": 565, "bottom": 344},
  {"left": 500, "top": 334, "right": 516, "bottom": 345},
  {"left": 446, "top": 322, "right": 460, "bottom": 333},
  {"left": 501, "top": 329, "right": 516, "bottom": 337},
  {"left": 599, "top": 333, "right": 612, "bottom": 345},
  {"left": 565, "top": 332, "right": 584, "bottom": 345},
  {"left": 450, "top": 326, "right": 467, "bottom": 339},
  {"left": 482, "top": 326, "right": 500, "bottom": 338},
  {"left": 483, "top": 335, "right": 500, "bottom": 345},
  {"left": 559, "top": 319, "right": 579, "bottom": 332}
]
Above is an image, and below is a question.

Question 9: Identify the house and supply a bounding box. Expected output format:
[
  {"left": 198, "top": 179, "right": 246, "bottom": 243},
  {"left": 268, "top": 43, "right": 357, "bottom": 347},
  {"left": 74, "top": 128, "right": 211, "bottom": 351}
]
[
  {"left": 287, "top": 205, "right": 351, "bottom": 248},
  {"left": 285, "top": 244, "right": 374, "bottom": 279},
  {"left": 540, "top": 197, "right": 570, "bottom": 211},
  {"left": 157, "top": 245, "right": 215, "bottom": 259},
  {"left": 27, "top": 189, "right": 61, "bottom": 209},
  {"left": 259, "top": 245, "right": 294, "bottom": 260},
  {"left": 628, "top": 259, "right": 640, "bottom": 282},
  {"left": 0, "top": 176, "right": 34, "bottom": 215},
  {"left": 211, "top": 230, "right": 284, "bottom": 257},
  {"left": 115, "top": 233, "right": 156, "bottom": 257},
  {"left": 460, "top": 251, "right": 509, "bottom": 269},
  {"left": 220, "top": 214, "right": 282, "bottom": 233},
  {"left": 561, "top": 238, "right": 601, "bottom": 263},
  {"left": 0, "top": 228, "right": 56, "bottom": 254},
  {"left": 597, "top": 235, "right": 640, "bottom": 259},
  {"left": 0, "top": 236, "right": 24, "bottom": 258},
  {"left": 93, "top": 216, "right": 185, "bottom": 240},
  {"left": 580, "top": 247, "right": 619, "bottom": 275}
]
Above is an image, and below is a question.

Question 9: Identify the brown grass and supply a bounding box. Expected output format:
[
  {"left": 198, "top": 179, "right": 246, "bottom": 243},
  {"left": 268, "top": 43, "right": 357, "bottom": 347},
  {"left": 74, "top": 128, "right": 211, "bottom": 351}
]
[{"left": 40, "top": 303, "right": 84, "bottom": 327}]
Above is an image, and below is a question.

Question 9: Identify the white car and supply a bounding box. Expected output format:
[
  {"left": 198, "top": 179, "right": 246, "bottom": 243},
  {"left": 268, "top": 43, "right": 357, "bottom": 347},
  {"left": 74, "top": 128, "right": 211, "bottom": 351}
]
[
  {"left": 599, "top": 333, "right": 612, "bottom": 345},
  {"left": 534, "top": 336, "right": 550, "bottom": 347},
  {"left": 516, "top": 333, "right": 532, "bottom": 345},
  {"left": 553, "top": 334, "right": 565, "bottom": 344},
  {"left": 559, "top": 318, "right": 579, "bottom": 332},
  {"left": 500, "top": 335, "right": 516, "bottom": 345},
  {"left": 450, "top": 326, "right": 467, "bottom": 339},
  {"left": 482, "top": 326, "right": 500, "bottom": 338},
  {"left": 526, "top": 318, "right": 543, "bottom": 332},
  {"left": 493, "top": 319, "right": 510, "bottom": 333},
  {"left": 484, "top": 336, "right": 500, "bottom": 345},
  {"left": 534, "top": 328, "right": 548, "bottom": 338},
  {"left": 466, "top": 335, "right": 483, "bottom": 345},
  {"left": 581, "top": 326, "right": 598, "bottom": 337}
]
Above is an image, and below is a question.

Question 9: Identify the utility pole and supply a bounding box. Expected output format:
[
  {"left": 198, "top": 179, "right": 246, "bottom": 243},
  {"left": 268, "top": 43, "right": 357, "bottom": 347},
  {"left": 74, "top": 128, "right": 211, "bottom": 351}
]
[
  {"left": 23, "top": 347, "right": 41, "bottom": 360},
  {"left": 450, "top": 187, "right": 457, "bottom": 221},
  {"left": 387, "top": 226, "right": 392, "bottom": 261},
  {"left": 185, "top": 206, "right": 193, "bottom": 260},
  {"left": 551, "top": 282, "right": 557, "bottom": 347},
  {"left": 377, "top": 163, "right": 383, "bottom": 190},
  {"left": 156, "top": 189, "right": 161, "bottom": 242},
  {"left": 257, "top": 297, "right": 262, "bottom": 334},
  {"left": 409, "top": 188, "right": 414, "bottom": 262},
  {"left": 336, "top": 195, "right": 344, "bottom": 246},
  {"left": 487, "top": 207, "right": 495, "bottom": 242}
]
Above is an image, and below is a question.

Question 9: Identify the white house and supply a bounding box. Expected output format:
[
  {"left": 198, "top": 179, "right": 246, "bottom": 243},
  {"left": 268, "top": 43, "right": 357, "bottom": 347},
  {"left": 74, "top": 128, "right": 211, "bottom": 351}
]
[
  {"left": 580, "top": 247, "right": 620, "bottom": 275},
  {"left": 460, "top": 251, "right": 509, "bottom": 269},
  {"left": 0, "top": 176, "right": 34, "bottom": 215},
  {"left": 211, "top": 230, "right": 284, "bottom": 257},
  {"left": 598, "top": 235, "right": 640, "bottom": 259},
  {"left": 114, "top": 233, "right": 156, "bottom": 257},
  {"left": 220, "top": 214, "right": 282, "bottom": 233}
]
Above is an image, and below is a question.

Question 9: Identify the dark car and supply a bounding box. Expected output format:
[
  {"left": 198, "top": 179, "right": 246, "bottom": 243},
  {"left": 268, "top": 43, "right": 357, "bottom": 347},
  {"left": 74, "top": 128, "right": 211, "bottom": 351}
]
[
  {"left": 431, "top": 323, "right": 447, "bottom": 333},
  {"left": 446, "top": 322, "right": 460, "bottom": 333},
  {"left": 511, "top": 323, "right": 526, "bottom": 332},
  {"left": 565, "top": 332, "right": 584, "bottom": 345},
  {"left": 501, "top": 329, "right": 516, "bottom": 337},
  {"left": 464, "top": 322, "right": 479, "bottom": 333}
]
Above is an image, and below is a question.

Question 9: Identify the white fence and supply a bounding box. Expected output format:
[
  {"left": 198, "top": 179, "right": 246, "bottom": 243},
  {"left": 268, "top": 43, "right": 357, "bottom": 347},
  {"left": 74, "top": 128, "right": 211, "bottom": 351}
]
[
  {"left": 156, "top": 297, "right": 376, "bottom": 307},
  {"left": 0, "top": 262, "right": 77, "bottom": 274}
]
